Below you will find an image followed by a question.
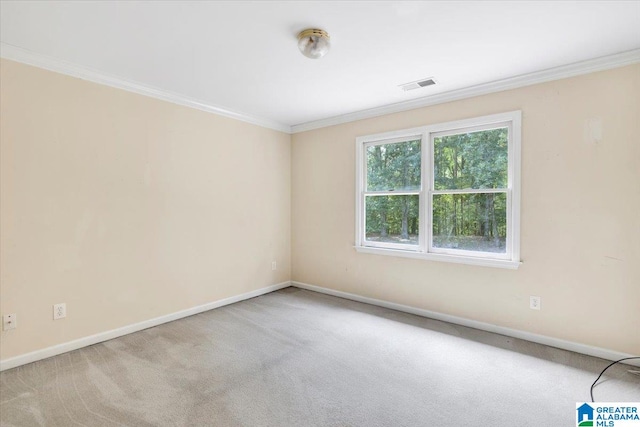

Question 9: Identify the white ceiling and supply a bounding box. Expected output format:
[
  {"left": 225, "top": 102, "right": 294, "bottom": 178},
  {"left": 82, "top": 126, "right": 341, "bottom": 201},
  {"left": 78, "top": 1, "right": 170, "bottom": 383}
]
[{"left": 1, "top": 1, "right": 639, "bottom": 132}]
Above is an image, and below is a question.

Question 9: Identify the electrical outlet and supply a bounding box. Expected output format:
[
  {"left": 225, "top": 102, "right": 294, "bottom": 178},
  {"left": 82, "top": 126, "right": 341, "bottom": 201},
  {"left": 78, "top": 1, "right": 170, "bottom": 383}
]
[
  {"left": 271, "top": 261, "right": 277, "bottom": 271},
  {"left": 530, "top": 296, "right": 541, "bottom": 310},
  {"left": 53, "top": 303, "right": 66, "bottom": 320},
  {"left": 3, "top": 314, "right": 17, "bottom": 331}
]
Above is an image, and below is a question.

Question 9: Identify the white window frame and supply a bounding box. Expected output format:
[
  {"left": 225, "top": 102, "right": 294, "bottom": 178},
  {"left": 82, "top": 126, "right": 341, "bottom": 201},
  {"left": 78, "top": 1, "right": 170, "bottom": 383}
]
[{"left": 355, "top": 111, "right": 521, "bottom": 269}]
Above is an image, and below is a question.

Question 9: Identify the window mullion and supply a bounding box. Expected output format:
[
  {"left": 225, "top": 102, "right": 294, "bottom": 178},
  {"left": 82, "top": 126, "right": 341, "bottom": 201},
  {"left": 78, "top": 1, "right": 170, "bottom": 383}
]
[{"left": 426, "top": 132, "right": 434, "bottom": 253}]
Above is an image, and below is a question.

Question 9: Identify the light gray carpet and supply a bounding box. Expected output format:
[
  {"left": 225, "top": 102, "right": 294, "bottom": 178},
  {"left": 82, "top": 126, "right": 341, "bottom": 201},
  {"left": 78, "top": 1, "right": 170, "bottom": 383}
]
[{"left": 1, "top": 287, "right": 638, "bottom": 426}]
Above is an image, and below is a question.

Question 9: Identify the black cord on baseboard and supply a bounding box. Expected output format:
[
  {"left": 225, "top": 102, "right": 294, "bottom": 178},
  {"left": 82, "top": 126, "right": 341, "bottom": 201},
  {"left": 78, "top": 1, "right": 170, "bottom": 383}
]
[{"left": 590, "top": 357, "right": 640, "bottom": 402}]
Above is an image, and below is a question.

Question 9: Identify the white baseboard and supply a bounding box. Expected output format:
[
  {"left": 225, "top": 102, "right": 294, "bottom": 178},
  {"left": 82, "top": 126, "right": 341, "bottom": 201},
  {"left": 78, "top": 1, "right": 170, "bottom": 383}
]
[
  {"left": 4, "top": 280, "right": 637, "bottom": 371},
  {"left": 291, "top": 281, "right": 640, "bottom": 367},
  {"left": 0, "top": 281, "right": 291, "bottom": 371}
]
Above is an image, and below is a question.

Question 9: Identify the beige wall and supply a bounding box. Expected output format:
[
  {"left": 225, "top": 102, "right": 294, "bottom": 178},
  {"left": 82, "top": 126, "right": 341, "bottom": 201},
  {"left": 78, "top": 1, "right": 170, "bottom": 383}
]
[
  {"left": 292, "top": 65, "right": 640, "bottom": 355},
  {"left": 1, "top": 58, "right": 638, "bottom": 362},
  {"left": 0, "top": 59, "right": 291, "bottom": 359}
]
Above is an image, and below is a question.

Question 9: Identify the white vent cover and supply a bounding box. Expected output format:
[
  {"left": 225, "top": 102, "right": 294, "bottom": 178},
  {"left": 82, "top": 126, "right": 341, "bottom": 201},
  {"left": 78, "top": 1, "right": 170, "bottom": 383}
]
[{"left": 399, "top": 78, "right": 436, "bottom": 91}]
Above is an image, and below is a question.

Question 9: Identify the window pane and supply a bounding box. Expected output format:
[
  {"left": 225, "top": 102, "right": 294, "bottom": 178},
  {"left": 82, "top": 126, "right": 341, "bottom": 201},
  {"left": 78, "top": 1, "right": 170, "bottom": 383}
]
[
  {"left": 367, "top": 139, "right": 421, "bottom": 191},
  {"left": 432, "top": 193, "right": 507, "bottom": 253},
  {"left": 434, "top": 128, "right": 508, "bottom": 190},
  {"left": 365, "top": 195, "right": 419, "bottom": 245}
]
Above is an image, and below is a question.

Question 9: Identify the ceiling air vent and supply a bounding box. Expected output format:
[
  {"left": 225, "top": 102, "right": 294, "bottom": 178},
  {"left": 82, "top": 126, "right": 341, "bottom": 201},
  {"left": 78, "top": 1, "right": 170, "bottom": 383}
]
[{"left": 399, "top": 78, "right": 436, "bottom": 91}]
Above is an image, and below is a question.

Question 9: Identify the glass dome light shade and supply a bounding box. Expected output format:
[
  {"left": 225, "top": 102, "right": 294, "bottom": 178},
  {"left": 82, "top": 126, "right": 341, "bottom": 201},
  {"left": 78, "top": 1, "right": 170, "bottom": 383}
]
[{"left": 297, "top": 29, "right": 330, "bottom": 59}]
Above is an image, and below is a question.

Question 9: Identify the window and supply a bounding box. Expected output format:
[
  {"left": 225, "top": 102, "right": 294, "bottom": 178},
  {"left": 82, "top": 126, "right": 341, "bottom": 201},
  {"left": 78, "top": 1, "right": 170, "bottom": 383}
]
[{"left": 355, "top": 111, "right": 521, "bottom": 269}]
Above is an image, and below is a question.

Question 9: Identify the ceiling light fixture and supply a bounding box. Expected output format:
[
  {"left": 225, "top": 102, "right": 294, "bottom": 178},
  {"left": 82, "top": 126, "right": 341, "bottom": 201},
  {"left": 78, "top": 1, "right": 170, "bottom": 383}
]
[{"left": 297, "top": 29, "right": 331, "bottom": 59}]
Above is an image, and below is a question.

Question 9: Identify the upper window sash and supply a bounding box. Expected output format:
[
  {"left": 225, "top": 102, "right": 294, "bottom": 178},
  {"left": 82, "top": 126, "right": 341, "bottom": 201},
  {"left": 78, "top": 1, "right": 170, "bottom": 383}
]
[
  {"left": 431, "top": 122, "right": 511, "bottom": 192},
  {"left": 363, "top": 136, "right": 423, "bottom": 193}
]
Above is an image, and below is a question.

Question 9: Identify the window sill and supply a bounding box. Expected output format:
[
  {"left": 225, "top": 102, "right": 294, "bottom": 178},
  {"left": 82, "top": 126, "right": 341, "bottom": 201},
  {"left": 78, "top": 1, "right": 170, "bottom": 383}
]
[{"left": 354, "top": 246, "right": 521, "bottom": 270}]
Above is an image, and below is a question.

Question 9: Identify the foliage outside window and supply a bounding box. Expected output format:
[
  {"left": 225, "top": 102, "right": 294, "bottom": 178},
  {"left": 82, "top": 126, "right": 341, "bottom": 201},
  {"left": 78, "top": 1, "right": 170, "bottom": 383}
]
[
  {"left": 364, "top": 138, "right": 422, "bottom": 250},
  {"left": 355, "top": 111, "right": 521, "bottom": 269}
]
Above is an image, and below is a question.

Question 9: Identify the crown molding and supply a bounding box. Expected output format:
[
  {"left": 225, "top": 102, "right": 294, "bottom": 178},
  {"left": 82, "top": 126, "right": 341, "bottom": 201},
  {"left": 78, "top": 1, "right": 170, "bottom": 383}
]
[
  {"left": 2, "top": 43, "right": 638, "bottom": 136},
  {"left": 291, "top": 49, "right": 640, "bottom": 134},
  {"left": 0, "top": 43, "right": 292, "bottom": 134}
]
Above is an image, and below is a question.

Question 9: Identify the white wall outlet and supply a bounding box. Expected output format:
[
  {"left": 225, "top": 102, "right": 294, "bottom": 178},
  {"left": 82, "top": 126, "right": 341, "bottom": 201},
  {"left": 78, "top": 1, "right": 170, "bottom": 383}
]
[
  {"left": 53, "top": 303, "right": 66, "bottom": 320},
  {"left": 271, "top": 261, "right": 277, "bottom": 271},
  {"left": 3, "top": 314, "right": 17, "bottom": 331},
  {"left": 530, "top": 296, "right": 541, "bottom": 310}
]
